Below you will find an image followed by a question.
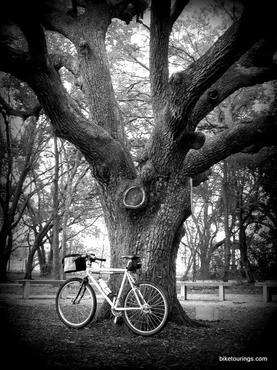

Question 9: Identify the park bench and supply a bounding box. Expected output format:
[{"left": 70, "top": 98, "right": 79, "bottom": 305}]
[
  {"left": 177, "top": 281, "right": 235, "bottom": 301},
  {"left": 255, "top": 281, "right": 277, "bottom": 303},
  {"left": 17, "top": 279, "right": 65, "bottom": 299},
  {"left": 0, "top": 282, "right": 22, "bottom": 292}
]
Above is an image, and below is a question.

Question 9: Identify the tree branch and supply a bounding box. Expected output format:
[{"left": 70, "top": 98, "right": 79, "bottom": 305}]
[
  {"left": 183, "top": 112, "right": 277, "bottom": 177},
  {"left": 169, "top": 0, "right": 190, "bottom": 27},
  {"left": 0, "top": 42, "right": 31, "bottom": 80},
  {"left": 190, "top": 38, "right": 277, "bottom": 128},
  {"left": 168, "top": 2, "right": 276, "bottom": 132},
  {"left": 19, "top": 21, "right": 49, "bottom": 67},
  {"left": 108, "top": 0, "right": 149, "bottom": 24},
  {"left": 50, "top": 52, "right": 80, "bottom": 75},
  {"left": 0, "top": 5, "right": 136, "bottom": 184},
  {"left": 0, "top": 95, "right": 41, "bottom": 119},
  {"left": 26, "top": 66, "right": 135, "bottom": 182},
  {"left": 149, "top": 0, "right": 171, "bottom": 118},
  {"left": 39, "top": 1, "right": 80, "bottom": 41}
]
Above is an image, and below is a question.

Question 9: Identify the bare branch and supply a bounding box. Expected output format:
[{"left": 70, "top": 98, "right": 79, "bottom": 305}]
[
  {"left": 0, "top": 95, "right": 41, "bottom": 119},
  {"left": 183, "top": 112, "right": 277, "bottom": 177},
  {"left": 191, "top": 38, "right": 277, "bottom": 128},
  {"left": 126, "top": 49, "right": 149, "bottom": 71},
  {"left": 170, "top": 0, "right": 190, "bottom": 27},
  {"left": 168, "top": 2, "right": 276, "bottom": 131}
]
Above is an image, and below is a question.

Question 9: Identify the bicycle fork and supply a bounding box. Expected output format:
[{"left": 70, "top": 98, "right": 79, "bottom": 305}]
[{"left": 72, "top": 277, "right": 88, "bottom": 304}]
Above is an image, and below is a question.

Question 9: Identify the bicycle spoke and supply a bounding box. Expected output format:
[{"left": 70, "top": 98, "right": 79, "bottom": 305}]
[
  {"left": 123, "top": 282, "right": 168, "bottom": 336},
  {"left": 56, "top": 278, "right": 96, "bottom": 328}
]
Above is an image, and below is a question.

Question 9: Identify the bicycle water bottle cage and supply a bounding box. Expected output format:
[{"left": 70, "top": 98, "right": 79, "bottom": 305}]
[{"left": 122, "top": 255, "right": 142, "bottom": 272}]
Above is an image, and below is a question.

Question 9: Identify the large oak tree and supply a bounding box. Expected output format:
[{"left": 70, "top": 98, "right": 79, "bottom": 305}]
[{"left": 1, "top": 0, "right": 277, "bottom": 323}]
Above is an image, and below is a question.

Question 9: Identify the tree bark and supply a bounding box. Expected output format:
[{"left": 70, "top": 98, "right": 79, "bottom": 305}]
[{"left": 96, "top": 174, "right": 196, "bottom": 323}]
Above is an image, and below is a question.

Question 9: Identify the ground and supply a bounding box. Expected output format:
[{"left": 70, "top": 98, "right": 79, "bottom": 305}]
[{"left": 1, "top": 283, "right": 277, "bottom": 369}]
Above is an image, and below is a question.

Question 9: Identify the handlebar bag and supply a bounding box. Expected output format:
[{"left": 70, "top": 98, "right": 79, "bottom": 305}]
[{"left": 63, "top": 254, "right": 87, "bottom": 273}]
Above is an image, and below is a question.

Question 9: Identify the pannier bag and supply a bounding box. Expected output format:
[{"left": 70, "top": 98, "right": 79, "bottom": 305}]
[{"left": 63, "top": 254, "right": 87, "bottom": 273}]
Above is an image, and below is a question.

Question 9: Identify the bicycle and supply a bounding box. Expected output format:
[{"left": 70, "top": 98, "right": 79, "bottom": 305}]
[{"left": 56, "top": 253, "right": 168, "bottom": 336}]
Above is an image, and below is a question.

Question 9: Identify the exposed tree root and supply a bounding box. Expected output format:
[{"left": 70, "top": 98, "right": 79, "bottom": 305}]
[
  {"left": 170, "top": 298, "right": 208, "bottom": 328},
  {"left": 97, "top": 295, "right": 208, "bottom": 328}
]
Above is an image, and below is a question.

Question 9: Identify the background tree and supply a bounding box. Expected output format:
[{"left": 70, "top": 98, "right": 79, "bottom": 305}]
[
  {"left": 0, "top": 78, "right": 102, "bottom": 279},
  {"left": 1, "top": 0, "right": 277, "bottom": 324},
  {"left": 179, "top": 149, "right": 277, "bottom": 282},
  {"left": 21, "top": 136, "right": 102, "bottom": 279},
  {"left": 248, "top": 147, "right": 277, "bottom": 280},
  {"left": 0, "top": 74, "right": 41, "bottom": 280}
]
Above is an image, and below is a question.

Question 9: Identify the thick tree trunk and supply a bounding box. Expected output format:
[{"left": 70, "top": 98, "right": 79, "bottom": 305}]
[{"left": 98, "top": 175, "right": 197, "bottom": 325}]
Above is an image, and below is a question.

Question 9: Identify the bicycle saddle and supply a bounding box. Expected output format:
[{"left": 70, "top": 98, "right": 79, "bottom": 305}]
[{"left": 121, "top": 255, "right": 140, "bottom": 260}]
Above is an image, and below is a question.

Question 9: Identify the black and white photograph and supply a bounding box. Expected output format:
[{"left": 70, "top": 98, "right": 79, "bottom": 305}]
[{"left": 0, "top": 0, "right": 276, "bottom": 369}]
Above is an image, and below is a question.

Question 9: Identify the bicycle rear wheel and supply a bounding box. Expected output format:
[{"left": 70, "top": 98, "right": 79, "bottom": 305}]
[
  {"left": 123, "top": 281, "right": 168, "bottom": 336},
  {"left": 56, "top": 277, "right": 97, "bottom": 328}
]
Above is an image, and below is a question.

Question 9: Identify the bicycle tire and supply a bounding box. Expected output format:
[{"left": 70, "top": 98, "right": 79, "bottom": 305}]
[
  {"left": 123, "top": 281, "right": 168, "bottom": 336},
  {"left": 56, "top": 277, "right": 97, "bottom": 328}
]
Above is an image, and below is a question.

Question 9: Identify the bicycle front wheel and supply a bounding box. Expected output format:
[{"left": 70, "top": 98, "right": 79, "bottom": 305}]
[
  {"left": 123, "top": 281, "right": 168, "bottom": 336},
  {"left": 56, "top": 277, "right": 97, "bottom": 328}
]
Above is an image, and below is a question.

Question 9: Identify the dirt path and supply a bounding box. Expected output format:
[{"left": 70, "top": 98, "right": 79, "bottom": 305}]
[{"left": 1, "top": 296, "right": 276, "bottom": 369}]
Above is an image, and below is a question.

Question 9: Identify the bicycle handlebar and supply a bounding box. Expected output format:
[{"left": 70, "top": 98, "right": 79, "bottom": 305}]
[
  {"left": 95, "top": 257, "right": 106, "bottom": 262},
  {"left": 86, "top": 253, "right": 106, "bottom": 263}
]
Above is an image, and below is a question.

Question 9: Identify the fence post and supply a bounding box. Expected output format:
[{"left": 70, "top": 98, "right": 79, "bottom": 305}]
[
  {"left": 23, "top": 281, "right": 30, "bottom": 299},
  {"left": 218, "top": 285, "right": 225, "bottom": 301}
]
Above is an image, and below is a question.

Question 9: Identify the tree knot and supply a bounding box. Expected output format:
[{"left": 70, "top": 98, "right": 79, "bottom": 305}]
[
  {"left": 208, "top": 89, "right": 219, "bottom": 101},
  {"left": 79, "top": 40, "right": 91, "bottom": 57},
  {"left": 170, "top": 71, "right": 184, "bottom": 86}
]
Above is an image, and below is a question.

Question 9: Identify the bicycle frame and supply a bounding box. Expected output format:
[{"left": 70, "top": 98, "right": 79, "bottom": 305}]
[{"left": 86, "top": 266, "right": 145, "bottom": 312}]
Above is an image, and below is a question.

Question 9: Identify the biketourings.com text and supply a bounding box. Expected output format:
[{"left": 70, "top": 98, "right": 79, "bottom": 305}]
[{"left": 219, "top": 356, "right": 268, "bottom": 363}]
